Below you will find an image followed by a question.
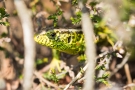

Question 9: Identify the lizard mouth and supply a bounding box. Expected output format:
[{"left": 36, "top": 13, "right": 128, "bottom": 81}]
[
  {"left": 34, "top": 34, "right": 45, "bottom": 45},
  {"left": 34, "top": 34, "right": 52, "bottom": 47},
  {"left": 34, "top": 34, "right": 39, "bottom": 43}
]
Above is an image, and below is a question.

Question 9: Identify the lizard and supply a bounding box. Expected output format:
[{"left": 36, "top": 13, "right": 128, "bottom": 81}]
[
  {"left": 34, "top": 29, "right": 86, "bottom": 72},
  {"left": 34, "top": 28, "right": 116, "bottom": 71}
]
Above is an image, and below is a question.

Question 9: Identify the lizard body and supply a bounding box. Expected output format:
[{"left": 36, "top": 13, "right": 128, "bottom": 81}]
[{"left": 34, "top": 29, "right": 85, "bottom": 55}]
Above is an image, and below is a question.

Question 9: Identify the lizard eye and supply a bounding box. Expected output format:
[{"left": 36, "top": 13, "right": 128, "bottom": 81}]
[
  {"left": 50, "top": 33, "right": 56, "bottom": 37},
  {"left": 50, "top": 32, "right": 56, "bottom": 38}
]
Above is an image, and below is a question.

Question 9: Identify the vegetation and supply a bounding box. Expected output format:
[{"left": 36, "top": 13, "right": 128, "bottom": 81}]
[{"left": 0, "top": 0, "right": 135, "bottom": 90}]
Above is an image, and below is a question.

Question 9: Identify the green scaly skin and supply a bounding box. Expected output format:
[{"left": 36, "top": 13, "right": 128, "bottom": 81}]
[{"left": 34, "top": 29, "right": 85, "bottom": 55}]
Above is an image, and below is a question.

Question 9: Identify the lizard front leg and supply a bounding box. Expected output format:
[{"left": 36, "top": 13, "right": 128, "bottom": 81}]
[{"left": 50, "top": 49, "right": 62, "bottom": 72}]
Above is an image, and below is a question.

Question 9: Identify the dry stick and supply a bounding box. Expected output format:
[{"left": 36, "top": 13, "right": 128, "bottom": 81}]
[
  {"left": 123, "top": 83, "right": 135, "bottom": 89},
  {"left": 98, "top": 41, "right": 124, "bottom": 78},
  {"left": 78, "top": 0, "right": 96, "bottom": 90},
  {"left": 64, "top": 63, "right": 88, "bottom": 90},
  {"left": 59, "top": 0, "right": 69, "bottom": 2},
  {"left": 97, "top": 55, "right": 112, "bottom": 77},
  {"left": 109, "top": 52, "right": 131, "bottom": 78},
  {"left": 14, "top": 1, "right": 35, "bottom": 90},
  {"left": 78, "top": 77, "right": 85, "bottom": 83},
  {"left": 98, "top": 40, "right": 122, "bottom": 78},
  {"left": 34, "top": 71, "right": 59, "bottom": 89},
  {"left": 124, "top": 64, "right": 132, "bottom": 84},
  {"left": 124, "top": 64, "right": 134, "bottom": 90}
]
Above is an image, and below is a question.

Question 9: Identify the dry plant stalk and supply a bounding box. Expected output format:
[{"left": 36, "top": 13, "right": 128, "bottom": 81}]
[
  {"left": 14, "top": 0, "right": 36, "bottom": 90},
  {"left": 109, "top": 52, "right": 131, "bottom": 78},
  {"left": 124, "top": 64, "right": 132, "bottom": 84},
  {"left": 78, "top": 0, "right": 96, "bottom": 90}
]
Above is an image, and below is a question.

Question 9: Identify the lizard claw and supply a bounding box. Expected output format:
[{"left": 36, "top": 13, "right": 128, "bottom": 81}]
[{"left": 49, "top": 58, "right": 62, "bottom": 72}]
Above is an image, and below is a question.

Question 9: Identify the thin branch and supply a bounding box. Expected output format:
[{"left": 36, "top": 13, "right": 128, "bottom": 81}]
[
  {"left": 14, "top": 0, "right": 35, "bottom": 90},
  {"left": 78, "top": 0, "right": 96, "bottom": 90},
  {"left": 97, "top": 55, "right": 112, "bottom": 77},
  {"left": 124, "top": 64, "right": 132, "bottom": 84},
  {"left": 123, "top": 83, "right": 135, "bottom": 89},
  {"left": 64, "top": 63, "right": 88, "bottom": 90},
  {"left": 109, "top": 52, "right": 131, "bottom": 78},
  {"left": 78, "top": 77, "right": 85, "bottom": 83}
]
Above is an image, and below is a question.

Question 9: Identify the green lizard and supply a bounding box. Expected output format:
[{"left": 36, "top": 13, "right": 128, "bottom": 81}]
[
  {"left": 34, "top": 28, "right": 115, "bottom": 71},
  {"left": 34, "top": 29, "right": 86, "bottom": 71},
  {"left": 34, "top": 29, "right": 85, "bottom": 55}
]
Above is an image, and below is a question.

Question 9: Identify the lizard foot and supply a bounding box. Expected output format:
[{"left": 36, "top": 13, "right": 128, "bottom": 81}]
[{"left": 49, "top": 58, "right": 62, "bottom": 72}]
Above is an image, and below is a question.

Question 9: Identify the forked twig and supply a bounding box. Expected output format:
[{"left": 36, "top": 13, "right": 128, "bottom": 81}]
[
  {"left": 109, "top": 52, "right": 131, "bottom": 78},
  {"left": 64, "top": 63, "right": 88, "bottom": 90}
]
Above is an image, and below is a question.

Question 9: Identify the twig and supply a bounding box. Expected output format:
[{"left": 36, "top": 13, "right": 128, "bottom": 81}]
[
  {"left": 123, "top": 83, "right": 135, "bottom": 89},
  {"left": 78, "top": 77, "right": 85, "bottom": 83},
  {"left": 34, "top": 71, "right": 59, "bottom": 89},
  {"left": 109, "top": 52, "right": 131, "bottom": 78},
  {"left": 14, "top": 1, "right": 35, "bottom": 90},
  {"left": 97, "top": 55, "right": 112, "bottom": 77},
  {"left": 124, "top": 63, "right": 132, "bottom": 84},
  {"left": 59, "top": 0, "right": 69, "bottom": 2},
  {"left": 64, "top": 63, "right": 89, "bottom": 90},
  {"left": 113, "top": 40, "right": 123, "bottom": 51},
  {"left": 78, "top": 0, "right": 96, "bottom": 90}
]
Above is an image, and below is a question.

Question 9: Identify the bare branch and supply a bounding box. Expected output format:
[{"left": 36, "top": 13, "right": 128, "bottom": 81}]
[
  {"left": 123, "top": 83, "right": 135, "bottom": 89},
  {"left": 124, "top": 64, "right": 132, "bottom": 84},
  {"left": 109, "top": 52, "right": 131, "bottom": 78},
  {"left": 14, "top": 0, "right": 35, "bottom": 90},
  {"left": 64, "top": 63, "right": 88, "bottom": 90},
  {"left": 78, "top": 0, "right": 96, "bottom": 90}
]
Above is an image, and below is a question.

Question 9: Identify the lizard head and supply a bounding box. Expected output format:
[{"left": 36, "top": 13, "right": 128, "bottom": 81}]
[
  {"left": 34, "top": 30, "right": 73, "bottom": 49},
  {"left": 34, "top": 30, "right": 59, "bottom": 48}
]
